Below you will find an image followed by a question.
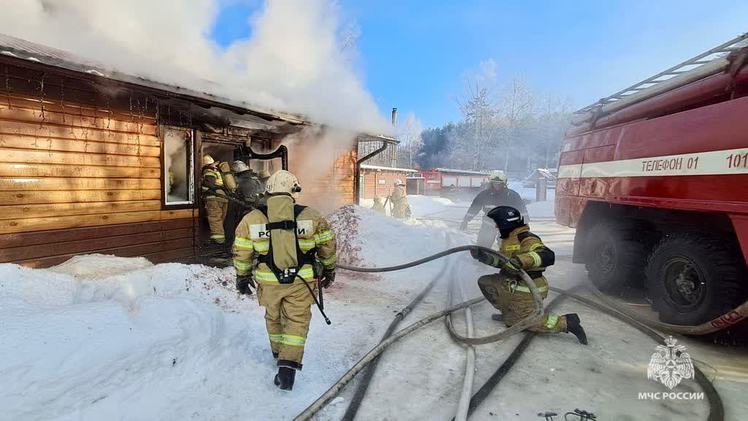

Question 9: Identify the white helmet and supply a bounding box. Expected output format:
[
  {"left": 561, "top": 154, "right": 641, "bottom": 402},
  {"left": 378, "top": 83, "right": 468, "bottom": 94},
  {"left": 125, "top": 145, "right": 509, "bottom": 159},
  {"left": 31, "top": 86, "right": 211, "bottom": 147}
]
[
  {"left": 202, "top": 154, "right": 215, "bottom": 167},
  {"left": 489, "top": 170, "right": 507, "bottom": 183},
  {"left": 394, "top": 178, "right": 404, "bottom": 186},
  {"left": 266, "top": 170, "right": 302, "bottom": 195},
  {"left": 231, "top": 160, "right": 250, "bottom": 173}
]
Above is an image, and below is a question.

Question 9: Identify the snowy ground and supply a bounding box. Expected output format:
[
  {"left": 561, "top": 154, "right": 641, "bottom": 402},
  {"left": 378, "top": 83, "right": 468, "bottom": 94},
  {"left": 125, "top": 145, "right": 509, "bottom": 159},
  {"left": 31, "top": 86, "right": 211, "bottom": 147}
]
[{"left": 1, "top": 194, "right": 747, "bottom": 420}]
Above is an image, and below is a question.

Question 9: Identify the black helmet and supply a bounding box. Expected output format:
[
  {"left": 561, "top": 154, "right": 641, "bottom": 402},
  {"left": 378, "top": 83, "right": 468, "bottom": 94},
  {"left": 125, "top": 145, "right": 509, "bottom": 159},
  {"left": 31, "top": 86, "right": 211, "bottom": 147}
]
[{"left": 486, "top": 206, "right": 525, "bottom": 238}]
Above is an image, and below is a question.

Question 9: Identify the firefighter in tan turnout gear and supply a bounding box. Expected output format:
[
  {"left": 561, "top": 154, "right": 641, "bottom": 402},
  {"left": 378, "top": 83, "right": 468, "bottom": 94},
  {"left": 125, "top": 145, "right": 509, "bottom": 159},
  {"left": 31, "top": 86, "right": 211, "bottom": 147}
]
[
  {"left": 201, "top": 154, "right": 229, "bottom": 244},
  {"left": 388, "top": 179, "right": 411, "bottom": 219},
  {"left": 471, "top": 206, "right": 588, "bottom": 344},
  {"left": 233, "top": 170, "right": 337, "bottom": 391}
]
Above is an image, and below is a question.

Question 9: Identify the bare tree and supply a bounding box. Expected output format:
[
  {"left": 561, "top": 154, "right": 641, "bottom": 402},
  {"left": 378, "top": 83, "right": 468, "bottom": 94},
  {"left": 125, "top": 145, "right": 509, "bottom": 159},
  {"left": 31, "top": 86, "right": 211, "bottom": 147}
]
[
  {"left": 496, "top": 77, "right": 534, "bottom": 172},
  {"left": 396, "top": 113, "right": 424, "bottom": 168},
  {"left": 454, "top": 62, "right": 502, "bottom": 170}
]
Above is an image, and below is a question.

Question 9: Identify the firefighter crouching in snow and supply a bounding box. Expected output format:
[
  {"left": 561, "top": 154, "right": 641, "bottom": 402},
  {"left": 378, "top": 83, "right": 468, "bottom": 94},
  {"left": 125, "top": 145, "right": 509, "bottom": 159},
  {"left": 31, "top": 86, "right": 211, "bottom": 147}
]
[
  {"left": 233, "top": 170, "right": 337, "bottom": 390},
  {"left": 201, "top": 154, "right": 229, "bottom": 244},
  {"left": 470, "top": 206, "right": 588, "bottom": 344},
  {"left": 389, "top": 179, "right": 411, "bottom": 219}
]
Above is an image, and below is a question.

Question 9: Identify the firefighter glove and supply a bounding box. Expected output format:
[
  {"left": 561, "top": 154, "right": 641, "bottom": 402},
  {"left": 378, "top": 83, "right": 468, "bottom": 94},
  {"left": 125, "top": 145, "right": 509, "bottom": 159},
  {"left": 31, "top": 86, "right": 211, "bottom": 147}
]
[
  {"left": 501, "top": 257, "right": 523, "bottom": 276},
  {"left": 236, "top": 274, "right": 255, "bottom": 295},
  {"left": 320, "top": 268, "right": 336, "bottom": 289}
]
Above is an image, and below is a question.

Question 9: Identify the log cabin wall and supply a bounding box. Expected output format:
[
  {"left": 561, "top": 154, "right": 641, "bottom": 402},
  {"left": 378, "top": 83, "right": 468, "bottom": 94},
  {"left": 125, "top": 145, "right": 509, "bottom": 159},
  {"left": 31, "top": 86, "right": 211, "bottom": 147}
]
[
  {"left": 286, "top": 141, "right": 357, "bottom": 213},
  {"left": 0, "top": 61, "right": 196, "bottom": 268}
]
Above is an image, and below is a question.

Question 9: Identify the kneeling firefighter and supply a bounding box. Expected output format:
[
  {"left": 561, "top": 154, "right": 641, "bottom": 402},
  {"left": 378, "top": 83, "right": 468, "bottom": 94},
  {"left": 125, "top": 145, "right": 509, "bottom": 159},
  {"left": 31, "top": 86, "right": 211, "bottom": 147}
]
[
  {"left": 470, "top": 206, "right": 587, "bottom": 344},
  {"left": 232, "top": 170, "right": 337, "bottom": 390}
]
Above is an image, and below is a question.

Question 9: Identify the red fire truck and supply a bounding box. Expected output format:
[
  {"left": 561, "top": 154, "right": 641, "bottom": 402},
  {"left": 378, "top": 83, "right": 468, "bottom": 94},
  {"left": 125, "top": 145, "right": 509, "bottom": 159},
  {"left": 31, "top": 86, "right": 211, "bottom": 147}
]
[{"left": 556, "top": 34, "right": 748, "bottom": 329}]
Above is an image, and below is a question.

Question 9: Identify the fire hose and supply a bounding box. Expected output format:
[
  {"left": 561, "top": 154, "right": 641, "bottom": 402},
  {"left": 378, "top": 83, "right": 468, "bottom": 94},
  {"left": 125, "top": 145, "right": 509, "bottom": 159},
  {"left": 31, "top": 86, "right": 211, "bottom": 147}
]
[
  {"left": 294, "top": 245, "right": 725, "bottom": 421},
  {"left": 296, "top": 246, "right": 545, "bottom": 421}
]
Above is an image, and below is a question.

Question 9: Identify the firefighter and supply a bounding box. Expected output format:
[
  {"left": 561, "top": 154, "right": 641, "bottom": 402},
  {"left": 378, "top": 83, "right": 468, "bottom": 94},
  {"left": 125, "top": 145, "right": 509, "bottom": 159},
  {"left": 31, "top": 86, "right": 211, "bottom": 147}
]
[
  {"left": 460, "top": 170, "right": 527, "bottom": 247},
  {"left": 389, "top": 179, "right": 411, "bottom": 219},
  {"left": 223, "top": 161, "right": 265, "bottom": 256},
  {"left": 372, "top": 197, "right": 386, "bottom": 214},
  {"left": 470, "top": 206, "right": 587, "bottom": 344},
  {"left": 233, "top": 170, "right": 337, "bottom": 391},
  {"left": 258, "top": 168, "right": 271, "bottom": 192},
  {"left": 201, "top": 155, "right": 229, "bottom": 244}
]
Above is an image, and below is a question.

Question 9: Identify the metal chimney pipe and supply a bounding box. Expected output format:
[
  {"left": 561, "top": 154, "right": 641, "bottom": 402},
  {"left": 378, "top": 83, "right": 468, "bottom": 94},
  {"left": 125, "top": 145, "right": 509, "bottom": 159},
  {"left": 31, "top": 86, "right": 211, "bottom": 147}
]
[{"left": 391, "top": 107, "right": 398, "bottom": 126}]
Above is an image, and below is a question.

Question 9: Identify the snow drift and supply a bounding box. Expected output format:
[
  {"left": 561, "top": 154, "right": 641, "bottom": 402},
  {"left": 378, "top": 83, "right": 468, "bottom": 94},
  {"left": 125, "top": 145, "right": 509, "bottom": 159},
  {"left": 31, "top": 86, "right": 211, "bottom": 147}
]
[{"left": 0, "top": 206, "right": 478, "bottom": 420}]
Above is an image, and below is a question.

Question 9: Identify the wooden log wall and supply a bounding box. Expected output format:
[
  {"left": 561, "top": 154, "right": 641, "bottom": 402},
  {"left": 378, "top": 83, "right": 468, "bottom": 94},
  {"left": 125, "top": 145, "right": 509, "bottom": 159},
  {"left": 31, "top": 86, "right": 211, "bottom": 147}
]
[
  {"left": 288, "top": 146, "right": 357, "bottom": 212},
  {"left": 0, "top": 71, "right": 196, "bottom": 268}
]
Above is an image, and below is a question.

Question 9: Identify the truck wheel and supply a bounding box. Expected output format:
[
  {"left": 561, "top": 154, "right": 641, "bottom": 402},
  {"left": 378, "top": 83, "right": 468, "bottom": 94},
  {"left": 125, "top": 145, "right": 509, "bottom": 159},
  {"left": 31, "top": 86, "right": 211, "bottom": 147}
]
[
  {"left": 647, "top": 232, "right": 745, "bottom": 325},
  {"left": 585, "top": 222, "right": 649, "bottom": 292}
]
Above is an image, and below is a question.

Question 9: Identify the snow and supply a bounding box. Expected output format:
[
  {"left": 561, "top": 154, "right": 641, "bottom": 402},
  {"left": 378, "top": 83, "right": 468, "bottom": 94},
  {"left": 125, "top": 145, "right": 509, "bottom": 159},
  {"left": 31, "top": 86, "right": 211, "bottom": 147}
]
[
  {"left": 0, "top": 207, "right": 481, "bottom": 421},
  {"left": 2, "top": 201, "right": 746, "bottom": 420}
]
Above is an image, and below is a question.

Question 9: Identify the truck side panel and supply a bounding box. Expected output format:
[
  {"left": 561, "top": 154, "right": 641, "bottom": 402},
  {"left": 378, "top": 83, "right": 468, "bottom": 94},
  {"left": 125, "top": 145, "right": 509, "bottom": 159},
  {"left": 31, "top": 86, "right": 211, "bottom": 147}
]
[{"left": 557, "top": 96, "right": 748, "bottom": 220}]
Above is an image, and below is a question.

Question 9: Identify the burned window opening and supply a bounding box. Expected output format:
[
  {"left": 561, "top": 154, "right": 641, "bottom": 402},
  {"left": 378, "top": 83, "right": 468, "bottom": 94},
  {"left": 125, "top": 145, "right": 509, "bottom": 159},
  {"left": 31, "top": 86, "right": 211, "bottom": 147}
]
[{"left": 163, "top": 127, "right": 195, "bottom": 206}]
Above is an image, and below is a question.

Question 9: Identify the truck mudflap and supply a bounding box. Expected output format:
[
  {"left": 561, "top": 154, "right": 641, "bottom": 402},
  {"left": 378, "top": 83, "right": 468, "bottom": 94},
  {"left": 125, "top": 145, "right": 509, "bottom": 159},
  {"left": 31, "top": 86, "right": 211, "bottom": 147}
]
[{"left": 587, "top": 285, "right": 748, "bottom": 335}]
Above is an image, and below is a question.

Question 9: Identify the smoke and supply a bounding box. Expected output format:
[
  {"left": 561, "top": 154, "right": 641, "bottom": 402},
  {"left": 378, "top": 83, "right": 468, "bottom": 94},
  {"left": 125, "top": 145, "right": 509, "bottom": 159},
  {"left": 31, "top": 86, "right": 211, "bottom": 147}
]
[
  {"left": 0, "top": 0, "right": 391, "bottom": 134},
  {"left": 281, "top": 126, "right": 357, "bottom": 211}
]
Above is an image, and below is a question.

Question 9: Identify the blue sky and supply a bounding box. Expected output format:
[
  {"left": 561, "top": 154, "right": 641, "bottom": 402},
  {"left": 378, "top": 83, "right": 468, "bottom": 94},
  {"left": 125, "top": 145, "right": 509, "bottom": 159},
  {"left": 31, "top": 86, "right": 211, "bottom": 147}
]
[{"left": 211, "top": 0, "right": 748, "bottom": 128}]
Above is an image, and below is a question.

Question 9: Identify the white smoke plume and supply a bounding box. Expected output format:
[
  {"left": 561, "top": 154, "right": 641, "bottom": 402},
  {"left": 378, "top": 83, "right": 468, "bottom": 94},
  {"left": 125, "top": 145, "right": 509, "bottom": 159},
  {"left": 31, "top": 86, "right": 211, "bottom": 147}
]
[{"left": 0, "top": 0, "right": 391, "bottom": 134}]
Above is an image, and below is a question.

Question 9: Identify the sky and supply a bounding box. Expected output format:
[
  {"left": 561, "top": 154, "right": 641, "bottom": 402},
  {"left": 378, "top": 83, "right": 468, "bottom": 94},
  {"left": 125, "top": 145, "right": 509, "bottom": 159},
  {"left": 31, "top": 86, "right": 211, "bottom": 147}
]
[{"left": 211, "top": 0, "right": 748, "bottom": 128}]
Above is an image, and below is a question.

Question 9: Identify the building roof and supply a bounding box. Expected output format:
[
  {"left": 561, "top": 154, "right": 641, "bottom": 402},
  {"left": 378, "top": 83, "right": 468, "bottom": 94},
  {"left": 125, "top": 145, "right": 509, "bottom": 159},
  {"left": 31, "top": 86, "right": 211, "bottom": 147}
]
[
  {"left": 0, "top": 33, "right": 306, "bottom": 126},
  {"left": 431, "top": 168, "right": 491, "bottom": 176},
  {"left": 360, "top": 164, "right": 417, "bottom": 173}
]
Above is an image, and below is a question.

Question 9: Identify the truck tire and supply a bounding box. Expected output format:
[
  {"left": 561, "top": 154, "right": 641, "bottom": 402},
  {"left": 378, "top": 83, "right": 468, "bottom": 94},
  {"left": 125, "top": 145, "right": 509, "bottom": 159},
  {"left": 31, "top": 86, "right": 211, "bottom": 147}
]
[
  {"left": 584, "top": 222, "right": 649, "bottom": 292},
  {"left": 647, "top": 232, "right": 745, "bottom": 326}
]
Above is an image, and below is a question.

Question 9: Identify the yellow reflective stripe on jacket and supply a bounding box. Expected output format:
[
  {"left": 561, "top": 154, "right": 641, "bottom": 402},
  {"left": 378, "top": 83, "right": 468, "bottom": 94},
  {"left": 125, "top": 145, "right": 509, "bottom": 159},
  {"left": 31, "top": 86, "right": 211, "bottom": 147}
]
[
  {"left": 279, "top": 334, "right": 306, "bottom": 346},
  {"left": 252, "top": 239, "right": 317, "bottom": 253},
  {"left": 234, "top": 237, "right": 254, "bottom": 250},
  {"left": 254, "top": 266, "right": 316, "bottom": 284},
  {"left": 528, "top": 251, "right": 542, "bottom": 268},
  {"left": 268, "top": 334, "right": 283, "bottom": 344},
  {"left": 203, "top": 169, "right": 224, "bottom": 185},
  {"left": 298, "top": 238, "right": 316, "bottom": 252},
  {"left": 233, "top": 259, "right": 252, "bottom": 272},
  {"left": 501, "top": 244, "right": 520, "bottom": 254},
  {"left": 545, "top": 314, "right": 559, "bottom": 329},
  {"left": 529, "top": 242, "right": 545, "bottom": 251},
  {"left": 319, "top": 254, "right": 336, "bottom": 267},
  {"left": 253, "top": 240, "right": 270, "bottom": 253},
  {"left": 315, "top": 229, "right": 334, "bottom": 244},
  {"left": 513, "top": 284, "right": 549, "bottom": 294}
]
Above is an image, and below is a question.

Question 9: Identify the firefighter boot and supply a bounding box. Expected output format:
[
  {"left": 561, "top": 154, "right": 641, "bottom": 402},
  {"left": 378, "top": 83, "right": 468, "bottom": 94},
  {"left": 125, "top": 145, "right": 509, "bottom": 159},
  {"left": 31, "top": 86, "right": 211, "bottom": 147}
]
[
  {"left": 274, "top": 366, "right": 296, "bottom": 391},
  {"left": 565, "top": 313, "right": 588, "bottom": 345}
]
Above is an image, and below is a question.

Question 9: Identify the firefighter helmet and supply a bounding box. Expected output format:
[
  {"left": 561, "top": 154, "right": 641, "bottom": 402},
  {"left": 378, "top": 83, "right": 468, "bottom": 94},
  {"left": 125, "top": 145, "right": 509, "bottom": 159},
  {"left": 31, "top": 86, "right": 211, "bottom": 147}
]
[
  {"left": 202, "top": 154, "right": 216, "bottom": 167},
  {"left": 266, "top": 170, "right": 302, "bottom": 195},
  {"left": 231, "top": 160, "right": 250, "bottom": 174},
  {"left": 486, "top": 206, "right": 525, "bottom": 238},
  {"left": 489, "top": 170, "right": 507, "bottom": 184}
]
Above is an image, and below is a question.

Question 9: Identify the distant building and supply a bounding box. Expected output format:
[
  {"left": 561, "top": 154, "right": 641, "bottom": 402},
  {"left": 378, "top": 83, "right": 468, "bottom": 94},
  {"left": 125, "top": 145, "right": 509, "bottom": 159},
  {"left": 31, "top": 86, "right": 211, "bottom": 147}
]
[
  {"left": 421, "top": 168, "right": 491, "bottom": 195},
  {"left": 359, "top": 164, "right": 418, "bottom": 199}
]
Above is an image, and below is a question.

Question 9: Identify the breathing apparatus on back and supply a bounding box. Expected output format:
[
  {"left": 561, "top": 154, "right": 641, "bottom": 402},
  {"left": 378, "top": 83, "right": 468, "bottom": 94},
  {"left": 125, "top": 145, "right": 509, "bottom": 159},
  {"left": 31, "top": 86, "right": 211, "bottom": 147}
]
[{"left": 251, "top": 171, "right": 308, "bottom": 284}]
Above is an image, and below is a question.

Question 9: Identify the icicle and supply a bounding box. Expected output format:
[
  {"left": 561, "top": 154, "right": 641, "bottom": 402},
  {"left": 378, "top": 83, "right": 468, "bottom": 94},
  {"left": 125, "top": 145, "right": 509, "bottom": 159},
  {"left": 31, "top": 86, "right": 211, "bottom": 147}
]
[
  {"left": 4, "top": 65, "right": 11, "bottom": 109},
  {"left": 38, "top": 72, "right": 46, "bottom": 127},
  {"left": 59, "top": 78, "right": 66, "bottom": 124}
]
